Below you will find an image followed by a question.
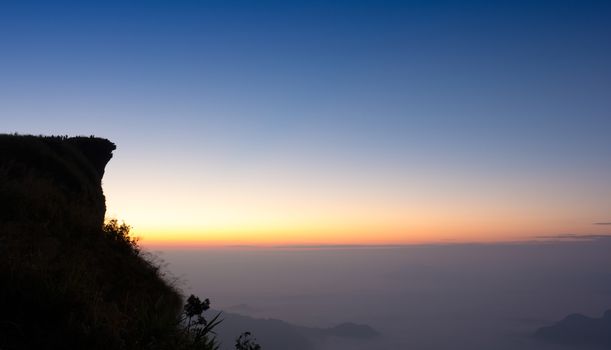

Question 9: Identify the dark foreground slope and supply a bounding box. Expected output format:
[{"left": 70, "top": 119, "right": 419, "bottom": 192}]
[{"left": 0, "top": 135, "right": 186, "bottom": 350}]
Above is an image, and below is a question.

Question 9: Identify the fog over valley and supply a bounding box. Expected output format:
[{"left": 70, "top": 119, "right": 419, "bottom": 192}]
[{"left": 154, "top": 237, "right": 611, "bottom": 350}]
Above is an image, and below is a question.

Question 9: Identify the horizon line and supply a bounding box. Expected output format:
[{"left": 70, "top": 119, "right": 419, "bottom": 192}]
[{"left": 137, "top": 234, "right": 611, "bottom": 249}]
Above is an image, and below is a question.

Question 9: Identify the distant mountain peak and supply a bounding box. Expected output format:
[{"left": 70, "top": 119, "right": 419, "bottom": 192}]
[
  {"left": 535, "top": 310, "right": 611, "bottom": 348},
  {"left": 214, "top": 310, "right": 380, "bottom": 350}
]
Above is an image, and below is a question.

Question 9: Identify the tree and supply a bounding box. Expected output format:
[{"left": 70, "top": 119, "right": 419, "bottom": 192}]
[
  {"left": 235, "top": 332, "right": 261, "bottom": 350},
  {"left": 181, "top": 295, "right": 223, "bottom": 349}
]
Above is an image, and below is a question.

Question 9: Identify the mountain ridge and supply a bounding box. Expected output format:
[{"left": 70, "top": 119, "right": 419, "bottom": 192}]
[{"left": 535, "top": 309, "right": 611, "bottom": 348}]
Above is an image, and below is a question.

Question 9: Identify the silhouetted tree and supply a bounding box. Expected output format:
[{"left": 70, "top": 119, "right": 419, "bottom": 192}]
[
  {"left": 181, "top": 295, "right": 223, "bottom": 349},
  {"left": 235, "top": 332, "right": 261, "bottom": 350}
]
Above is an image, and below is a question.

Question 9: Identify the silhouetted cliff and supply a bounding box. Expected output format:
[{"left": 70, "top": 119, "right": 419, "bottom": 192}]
[
  {"left": 0, "top": 135, "right": 187, "bottom": 350},
  {"left": 0, "top": 135, "right": 116, "bottom": 230}
]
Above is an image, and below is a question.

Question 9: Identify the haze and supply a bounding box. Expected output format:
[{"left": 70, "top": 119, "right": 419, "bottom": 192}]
[
  {"left": 158, "top": 237, "right": 611, "bottom": 349},
  {"left": 2, "top": 1, "right": 611, "bottom": 349}
]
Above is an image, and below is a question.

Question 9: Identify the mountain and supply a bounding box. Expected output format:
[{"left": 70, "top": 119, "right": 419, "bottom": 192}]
[
  {"left": 0, "top": 135, "right": 189, "bottom": 349},
  {"left": 213, "top": 310, "right": 379, "bottom": 350},
  {"left": 534, "top": 310, "right": 611, "bottom": 348}
]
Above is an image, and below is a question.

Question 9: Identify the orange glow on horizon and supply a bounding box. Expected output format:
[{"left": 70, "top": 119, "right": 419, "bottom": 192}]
[
  {"left": 103, "top": 153, "right": 611, "bottom": 246},
  {"left": 125, "top": 218, "right": 611, "bottom": 247}
]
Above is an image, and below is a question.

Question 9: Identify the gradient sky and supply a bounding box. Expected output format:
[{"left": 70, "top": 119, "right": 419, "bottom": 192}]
[{"left": 2, "top": 0, "right": 611, "bottom": 245}]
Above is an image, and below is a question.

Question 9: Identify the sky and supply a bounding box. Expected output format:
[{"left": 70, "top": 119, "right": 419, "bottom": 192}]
[{"left": 1, "top": 0, "right": 611, "bottom": 245}]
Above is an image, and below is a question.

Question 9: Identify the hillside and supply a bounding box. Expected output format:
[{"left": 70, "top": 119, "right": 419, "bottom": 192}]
[{"left": 0, "top": 135, "right": 209, "bottom": 349}]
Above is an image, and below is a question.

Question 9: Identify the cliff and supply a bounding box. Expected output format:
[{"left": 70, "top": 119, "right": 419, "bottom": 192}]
[
  {"left": 0, "top": 135, "right": 184, "bottom": 350},
  {"left": 0, "top": 135, "right": 115, "bottom": 230}
]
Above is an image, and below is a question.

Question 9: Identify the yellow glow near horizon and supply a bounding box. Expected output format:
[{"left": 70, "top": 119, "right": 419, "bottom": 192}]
[
  {"left": 102, "top": 152, "right": 611, "bottom": 246},
  {"left": 105, "top": 184, "right": 611, "bottom": 246}
]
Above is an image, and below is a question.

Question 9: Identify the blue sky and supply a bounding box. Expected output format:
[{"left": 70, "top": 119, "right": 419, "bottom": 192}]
[{"left": 2, "top": 0, "right": 611, "bottom": 243}]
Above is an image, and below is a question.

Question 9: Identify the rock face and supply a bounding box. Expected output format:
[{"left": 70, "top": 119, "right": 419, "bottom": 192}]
[
  {"left": 535, "top": 310, "right": 611, "bottom": 348},
  {"left": 0, "top": 135, "right": 116, "bottom": 231},
  {"left": 0, "top": 135, "right": 183, "bottom": 350}
]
